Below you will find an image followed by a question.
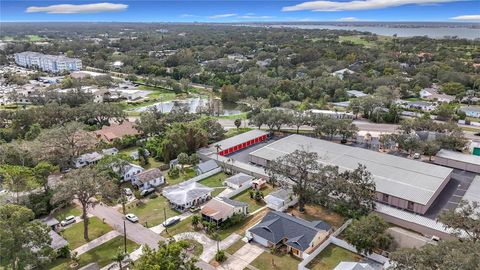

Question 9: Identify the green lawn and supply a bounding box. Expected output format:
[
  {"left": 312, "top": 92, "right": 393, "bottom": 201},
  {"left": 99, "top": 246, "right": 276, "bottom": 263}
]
[
  {"left": 138, "top": 85, "right": 178, "bottom": 101},
  {"left": 198, "top": 172, "right": 228, "bottom": 188},
  {"left": 125, "top": 195, "right": 181, "bottom": 228},
  {"left": 161, "top": 216, "right": 195, "bottom": 238},
  {"left": 251, "top": 251, "right": 302, "bottom": 270},
  {"left": 165, "top": 167, "right": 196, "bottom": 186},
  {"left": 231, "top": 185, "right": 274, "bottom": 212},
  {"left": 224, "top": 128, "right": 252, "bottom": 138},
  {"left": 117, "top": 146, "right": 165, "bottom": 169},
  {"left": 53, "top": 205, "right": 82, "bottom": 221},
  {"left": 46, "top": 236, "right": 139, "bottom": 270},
  {"left": 217, "top": 112, "right": 248, "bottom": 120},
  {"left": 306, "top": 245, "right": 361, "bottom": 270},
  {"left": 212, "top": 187, "right": 226, "bottom": 197},
  {"left": 180, "top": 239, "right": 204, "bottom": 257},
  {"left": 60, "top": 217, "right": 112, "bottom": 249},
  {"left": 225, "top": 240, "right": 246, "bottom": 255}
]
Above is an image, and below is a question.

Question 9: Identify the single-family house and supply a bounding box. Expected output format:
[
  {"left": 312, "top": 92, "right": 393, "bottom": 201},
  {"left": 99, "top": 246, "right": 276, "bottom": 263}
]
[
  {"left": 162, "top": 182, "right": 214, "bottom": 211},
  {"left": 119, "top": 163, "right": 144, "bottom": 182},
  {"left": 40, "top": 217, "right": 68, "bottom": 251},
  {"left": 333, "top": 262, "right": 375, "bottom": 270},
  {"left": 132, "top": 168, "right": 165, "bottom": 191},
  {"left": 247, "top": 211, "right": 331, "bottom": 258},
  {"left": 252, "top": 178, "right": 267, "bottom": 190},
  {"left": 460, "top": 106, "right": 480, "bottom": 118},
  {"left": 420, "top": 87, "right": 454, "bottom": 103},
  {"left": 196, "top": 160, "right": 220, "bottom": 175},
  {"left": 332, "top": 68, "right": 355, "bottom": 80},
  {"left": 130, "top": 149, "right": 150, "bottom": 161},
  {"left": 201, "top": 197, "right": 248, "bottom": 223},
  {"left": 101, "top": 147, "right": 118, "bottom": 156},
  {"left": 94, "top": 121, "right": 141, "bottom": 142},
  {"left": 398, "top": 100, "right": 437, "bottom": 112},
  {"left": 224, "top": 173, "right": 254, "bottom": 189},
  {"left": 265, "top": 189, "right": 298, "bottom": 212},
  {"left": 74, "top": 152, "right": 103, "bottom": 168}
]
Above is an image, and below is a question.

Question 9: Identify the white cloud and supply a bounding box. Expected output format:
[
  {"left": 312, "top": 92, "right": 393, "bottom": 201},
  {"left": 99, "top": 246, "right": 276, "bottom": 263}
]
[
  {"left": 450, "top": 15, "right": 480, "bottom": 21},
  {"left": 337, "top": 17, "right": 361, "bottom": 21},
  {"left": 26, "top": 2, "right": 127, "bottom": 14},
  {"left": 208, "top": 13, "right": 237, "bottom": 19},
  {"left": 283, "top": 0, "right": 460, "bottom": 12},
  {"left": 180, "top": 14, "right": 196, "bottom": 18},
  {"left": 238, "top": 15, "right": 274, "bottom": 19}
]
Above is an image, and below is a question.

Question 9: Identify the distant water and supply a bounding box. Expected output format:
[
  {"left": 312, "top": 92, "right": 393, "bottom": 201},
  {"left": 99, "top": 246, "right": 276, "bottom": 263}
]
[
  {"left": 134, "top": 97, "right": 241, "bottom": 115},
  {"left": 271, "top": 24, "right": 480, "bottom": 39}
]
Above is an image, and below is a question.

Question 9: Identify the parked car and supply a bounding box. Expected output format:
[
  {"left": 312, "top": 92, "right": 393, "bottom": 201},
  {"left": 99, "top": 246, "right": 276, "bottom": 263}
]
[
  {"left": 140, "top": 188, "right": 155, "bottom": 197},
  {"left": 60, "top": 216, "right": 76, "bottom": 226},
  {"left": 413, "top": 153, "right": 421, "bottom": 159},
  {"left": 125, "top": 213, "right": 139, "bottom": 223},
  {"left": 162, "top": 216, "right": 181, "bottom": 227},
  {"left": 124, "top": 188, "right": 133, "bottom": 196}
]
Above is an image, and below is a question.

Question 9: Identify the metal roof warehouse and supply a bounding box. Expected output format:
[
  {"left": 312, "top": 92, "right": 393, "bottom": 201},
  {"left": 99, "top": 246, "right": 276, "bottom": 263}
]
[
  {"left": 249, "top": 134, "right": 453, "bottom": 214},
  {"left": 206, "top": 129, "right": 269, "bottom": 156}
]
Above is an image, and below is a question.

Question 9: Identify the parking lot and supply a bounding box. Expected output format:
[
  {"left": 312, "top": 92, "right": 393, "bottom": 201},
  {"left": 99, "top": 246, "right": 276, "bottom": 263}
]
[{"left": 424, "top": 169, "right": 477, "bottom": 218}]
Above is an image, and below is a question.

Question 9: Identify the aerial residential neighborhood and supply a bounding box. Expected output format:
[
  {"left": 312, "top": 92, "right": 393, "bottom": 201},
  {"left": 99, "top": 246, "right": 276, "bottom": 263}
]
[{"left": 1, "top": 1, "right": 480, "bottom": 270}]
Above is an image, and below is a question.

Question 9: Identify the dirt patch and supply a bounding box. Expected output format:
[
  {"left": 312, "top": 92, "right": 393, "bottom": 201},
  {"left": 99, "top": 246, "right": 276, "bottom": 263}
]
[{"left": 288, "top": 204, "right": 345, "bottom": 229}]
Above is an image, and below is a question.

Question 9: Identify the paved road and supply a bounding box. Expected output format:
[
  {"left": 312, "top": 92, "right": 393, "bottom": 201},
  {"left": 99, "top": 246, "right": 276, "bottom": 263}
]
[{"left": 87, "top": 203, "right": 164, "bottom": 249}]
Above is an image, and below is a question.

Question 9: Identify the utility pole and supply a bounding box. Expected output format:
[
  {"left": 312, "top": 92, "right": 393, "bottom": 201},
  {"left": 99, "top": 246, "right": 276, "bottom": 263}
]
[
  {"left": 123, "top": 220, "right": 127, "bottom": 254},
  {"left": 163, "top": 207, "right": 168, "bottom": 234}
]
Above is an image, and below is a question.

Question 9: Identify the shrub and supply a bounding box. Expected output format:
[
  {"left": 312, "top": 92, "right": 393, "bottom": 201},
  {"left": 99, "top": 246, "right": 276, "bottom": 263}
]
[
  {"left": 57, "top": 245, "right": 70, "bottom": 258},
  {"left": 168, "top": 167, "right": 180, "bottom": 178},
  {"left": 215, "top": 250, "right": 226, "bottom": 262}
]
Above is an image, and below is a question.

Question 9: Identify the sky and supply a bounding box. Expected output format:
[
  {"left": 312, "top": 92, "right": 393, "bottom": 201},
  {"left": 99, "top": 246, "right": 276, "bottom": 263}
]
[{"left": 1, "top": 0, "right": 479, "bottom": 23}]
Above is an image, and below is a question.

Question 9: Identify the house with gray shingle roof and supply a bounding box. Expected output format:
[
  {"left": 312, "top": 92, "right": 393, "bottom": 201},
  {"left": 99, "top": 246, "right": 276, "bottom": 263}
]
[
  {"left": 247, "top": 211, "right": 331, "bottom": 258},
  {"left": 224, "top": 173, "right": 254, "bottom": 189},
  {"left": 196, "top": 160, "right": 219, "bottom": 175},
  {"left": 132, "top": 168, "right": 164, "bottom": 191}
]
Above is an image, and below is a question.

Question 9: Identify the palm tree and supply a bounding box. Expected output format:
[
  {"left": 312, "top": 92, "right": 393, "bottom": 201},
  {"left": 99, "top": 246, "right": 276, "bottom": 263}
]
[
  {"left": 191, "top": 215, "right": 200, "bottom": 229},
  {"left": 112, "top": 249, "right": 127, "bottom": 270},
  {"left": 214, "top": 144, "right": 222, "bottom": 160}
]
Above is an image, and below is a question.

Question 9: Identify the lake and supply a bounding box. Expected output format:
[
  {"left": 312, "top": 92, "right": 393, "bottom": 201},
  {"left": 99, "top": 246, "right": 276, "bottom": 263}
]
[
  {"left": 134, "top": 97, "right": 242, "bottom": 115},
  {"left": 270, "top": 24, "right": 480, "bottom": 39}
]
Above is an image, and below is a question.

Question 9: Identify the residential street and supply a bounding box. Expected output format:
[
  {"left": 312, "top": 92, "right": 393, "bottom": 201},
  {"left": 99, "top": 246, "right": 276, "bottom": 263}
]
[{"left": 87, "top": 203, "right": 164, "bottom": 249}]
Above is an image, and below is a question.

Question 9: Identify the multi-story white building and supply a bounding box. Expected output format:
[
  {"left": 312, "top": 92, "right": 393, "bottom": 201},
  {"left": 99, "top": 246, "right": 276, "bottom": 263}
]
[{"left": 14, "top": 52, "right": 82, "bottom": 73}]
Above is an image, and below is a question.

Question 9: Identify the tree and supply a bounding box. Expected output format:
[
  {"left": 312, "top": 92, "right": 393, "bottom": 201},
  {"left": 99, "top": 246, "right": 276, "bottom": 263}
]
[
  {"left": 135, "top": 108, "right": 166, "bottom": 136},
  {"left": 266, "top": 149, "right": 336, "bottom": 212},
  {"left": 290, "top": 112, "right": 308, "bottom": 134},
  {"left": 24, "top": 123, "right": 42, "bottom": 140},
  {"left": 234, "top": 118, "right": 242, "bottom": 129},
  {"left": 442, "top": 82, "right": 465, "bottom": 95},
  {"left": 33, "top": 162, "right": 57, "bottom": 194},
  {"left": 177, "top": 153, "right": 189, "bottom": 170},
  {"left": 191, "top": 215, "right": 200, "bottom": 229},
  {"left": 422, "top": 140, "right": 440, "bottom": 161},
  {"left": 137, "top": 241, "right": 199, "bottom": 270},
  {"left": 189, "top": 153, "right": 200, "bottom": 166},
  {"left": 0, "top": 165, "right": 33, "bottom": 203},
  {"left": 337, "top": 119, "right": 359, "bottom": 143},
  {"left": 435, "top": 103, "right": 456, "bottom": 121},
  {"left": 390, "top": 239, "right": 480, "bottom": 270},
  {"left": 334, "top": 165, "right": 376, "bottom": 217},
  {"left": 112, "top": 249, "right": 128, "bottom": 270},
  {"left": 52, "top": 167, "right": 117, "bottom": 241},
  {"left": 344, "top": 213, "right": 392, "bottom": 255},
  {"left": 33, "top": 122, "right": 96, "bottom": 168},
  {"left": 0, "top": 204, "right": 53, "bottom": 270},
  {"left": 438, "top": 200, "right": 480, "bottom": 242}
]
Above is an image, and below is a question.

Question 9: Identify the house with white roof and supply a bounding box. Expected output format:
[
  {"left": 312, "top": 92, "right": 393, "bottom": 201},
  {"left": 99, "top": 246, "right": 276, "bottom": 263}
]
[
  {"left": 224, "top": 173, "right": 254, "bottom": 189},
  {"left": 162, "top": 182, "right": 214, "bottom": 211},
  {"left": 118, "top": 163, "right": 144, "bottom": 182},
  {"left": 332, "top": 68, "right": 355, "bottom": 80},
  {"left": 265, "top": 189, "right": 298, "bottom": 212},
  {"left": 74, "top": 152, "right": 103, "bottom": 168}
]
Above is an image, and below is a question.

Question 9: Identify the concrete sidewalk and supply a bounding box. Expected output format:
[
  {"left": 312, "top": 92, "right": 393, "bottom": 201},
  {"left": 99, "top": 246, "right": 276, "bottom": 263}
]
[{"left": 74, "top": 231, "right": 121, "bottom": 256}]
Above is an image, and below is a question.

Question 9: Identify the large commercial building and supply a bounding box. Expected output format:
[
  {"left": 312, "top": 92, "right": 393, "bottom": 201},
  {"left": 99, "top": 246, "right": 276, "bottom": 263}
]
[
  {"left": 249, "top": 135, "right": 453, "bottom": 214},
  {"left": 14, "top": 52, "right": 82, "bottom": 73},
  {"left": 201, "top": 129, "right": 269, "bottom": 157}
]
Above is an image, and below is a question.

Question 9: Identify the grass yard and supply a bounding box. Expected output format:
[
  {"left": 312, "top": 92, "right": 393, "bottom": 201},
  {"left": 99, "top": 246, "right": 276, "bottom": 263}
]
[
  {"left": 217, "top": 208, "right": 269, "bottom": 240},
  {"left": 60, "top": 217, "right": 112, "bottom": 249},
  {"left": 125, "top": 195, "right": 180, "bottom": 228},
  {"left": 53, "top": 205, "right": 82, "bottom": 221},
  {"left": 217, "top": 112, "right": 248, "bottom": 120},
  {"left": 306, "top": 245, "right": 361, "bottom": 270},
  {"left": 225, "top": 240, "right": 246, "bottom": 255},
  {"left": 287, "top": 204, "right": 345, "bottom": 229},
  {"left": 212, "top": 187, "right": 226, "bottom": 197},
  {"left": 138, "top": 85, "right": 178, "bottom": 101},
  {"left": 165, "top": 167, "right": 196, "bottom": 186},
  {"left": 117, "top": 146, "right": 165, "bottom": 169},
  {"left": 180, "top": 239, "right": 204, "bottom": 257},
  {"left": 199, "top": 172, "right": 228, "bottom": 188},
  {"left": 46, "top": 236, "right": 139, "bottom": 270},
  {"left": 251, "top": 251, "right": 302, "bottom": 270},
  {"left": 231, "top": 185, "right": 274, "bottom": 212},
  {"left": 161, "top": 216, "right": 195, "bottom": 237},
  {"left": 224, "top": 127, "right": 252, "bottom": 138}
]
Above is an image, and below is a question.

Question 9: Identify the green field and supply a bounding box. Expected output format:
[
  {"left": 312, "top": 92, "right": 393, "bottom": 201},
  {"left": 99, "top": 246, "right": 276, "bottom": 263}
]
[
  {"left": 46, "top": 236, "right": 139, "bottom": 270},
  {"left": 306, "top": 245, "right": 361, "bottom": 270},
  {"left": 61, "top": 217, "right": 112, "bottom": 249},
  {"left": 198, "top": 172, "right": 228, "bottom": 188},
  {"left": 125, "top": 195, "right": 180, "bottom": 228}
]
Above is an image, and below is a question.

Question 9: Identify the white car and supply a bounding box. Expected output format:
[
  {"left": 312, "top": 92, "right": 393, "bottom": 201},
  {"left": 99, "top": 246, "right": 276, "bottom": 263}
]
[
  {"left": 413, "top": 153, "right": 421, "bottom": 159},
  {"left": 60, "top": 215, "right": 76, "bottom": 226},
  {"left": 124, "top": 188, "right": 133, "bottom": 196},
  {"left": 162, "top": 216, "right": 181, "bottom": 227},
  {"left": 125, "top": 213, "right": 139, "bottom": 223}
]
